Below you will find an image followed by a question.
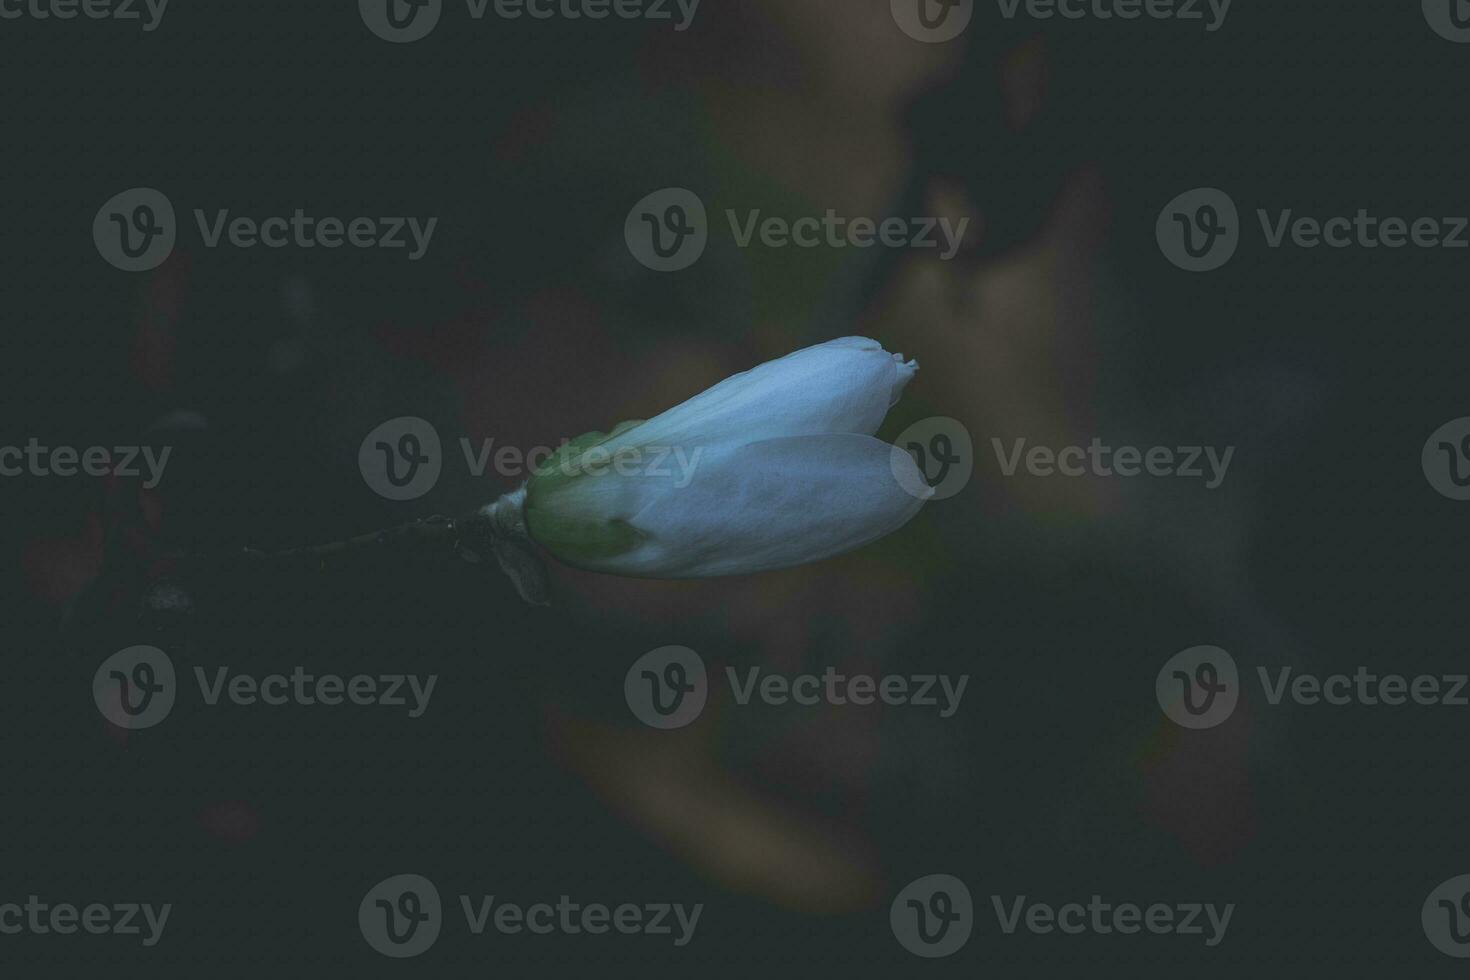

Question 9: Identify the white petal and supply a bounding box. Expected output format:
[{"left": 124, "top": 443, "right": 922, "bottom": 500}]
[
  {"left": 537, "top": 434, "right": 931, "bottom": 577},
  {"left": 602, "top": 337, "right": 917, "bottom": 454}
]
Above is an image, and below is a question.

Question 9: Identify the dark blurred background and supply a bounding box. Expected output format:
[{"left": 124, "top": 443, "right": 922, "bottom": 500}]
[{"left": 4, "top": 0, "right": 1470, "bottom": 975}]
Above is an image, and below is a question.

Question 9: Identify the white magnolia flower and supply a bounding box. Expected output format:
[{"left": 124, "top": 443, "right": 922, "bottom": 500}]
[{"left": 490, "top": 337, "right": 932, "bottom": 583}]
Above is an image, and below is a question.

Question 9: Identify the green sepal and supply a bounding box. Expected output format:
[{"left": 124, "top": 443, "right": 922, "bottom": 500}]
[{"left": 525, "top": 419, "right": 647, "bottom": 566}]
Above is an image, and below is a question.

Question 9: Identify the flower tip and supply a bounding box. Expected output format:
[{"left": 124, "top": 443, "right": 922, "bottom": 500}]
[{"left": 890, "top": 355, "right": 919, "bottom": 407}]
